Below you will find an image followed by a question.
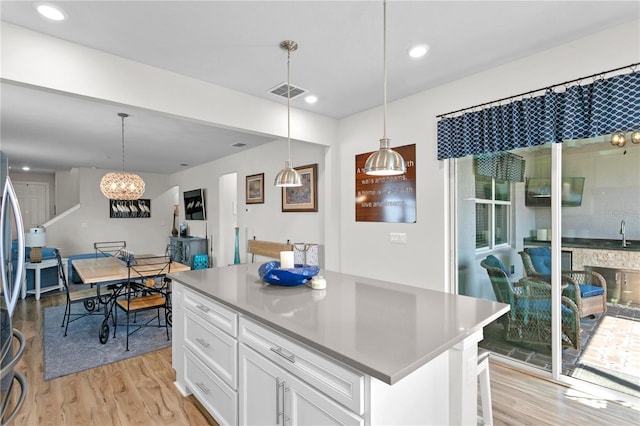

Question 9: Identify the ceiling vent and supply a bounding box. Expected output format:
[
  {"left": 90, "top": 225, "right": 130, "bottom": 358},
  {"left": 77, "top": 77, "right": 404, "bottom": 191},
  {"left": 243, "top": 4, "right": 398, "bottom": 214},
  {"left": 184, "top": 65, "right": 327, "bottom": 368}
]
[{"left": 268, "top": 82, "right": 306, "bottom": 100}]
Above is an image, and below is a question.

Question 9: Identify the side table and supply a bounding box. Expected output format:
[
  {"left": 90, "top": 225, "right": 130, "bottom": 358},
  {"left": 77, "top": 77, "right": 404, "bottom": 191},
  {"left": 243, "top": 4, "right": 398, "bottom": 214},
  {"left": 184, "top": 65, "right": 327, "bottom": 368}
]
[{"left": 21, "top": 258, "right": 66, "bottom": 300}]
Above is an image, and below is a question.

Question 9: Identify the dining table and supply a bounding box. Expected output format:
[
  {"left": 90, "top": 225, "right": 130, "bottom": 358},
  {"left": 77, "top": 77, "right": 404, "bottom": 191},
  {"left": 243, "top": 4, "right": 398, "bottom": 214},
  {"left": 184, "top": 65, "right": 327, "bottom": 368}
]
[{"left": 72, "top": 254, "right": 191, "bottom": 285}]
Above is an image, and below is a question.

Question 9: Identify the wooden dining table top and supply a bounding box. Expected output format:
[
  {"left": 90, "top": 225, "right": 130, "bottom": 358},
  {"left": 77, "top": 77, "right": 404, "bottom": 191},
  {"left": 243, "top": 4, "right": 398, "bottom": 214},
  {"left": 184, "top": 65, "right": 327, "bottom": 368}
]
[{"left": 72, "top": 255, "right": 191, "bottom": 284}]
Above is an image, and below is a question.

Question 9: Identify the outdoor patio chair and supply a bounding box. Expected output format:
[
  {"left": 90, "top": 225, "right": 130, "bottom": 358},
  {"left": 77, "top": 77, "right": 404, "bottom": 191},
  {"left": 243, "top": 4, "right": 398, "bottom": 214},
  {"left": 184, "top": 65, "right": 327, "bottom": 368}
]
[
  {"left": 520, "top": 247, "right": 607, "bottom": 318},
  {"left": 481, "top": 257, "right": 580, "bottom": 350}
]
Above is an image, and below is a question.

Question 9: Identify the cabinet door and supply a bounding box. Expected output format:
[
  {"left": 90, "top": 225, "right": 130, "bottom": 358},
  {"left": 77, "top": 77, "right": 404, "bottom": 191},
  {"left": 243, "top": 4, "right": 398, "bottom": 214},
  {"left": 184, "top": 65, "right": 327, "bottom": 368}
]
[
  {"left": 172, "top": 283, "right": 188, "bottom": 395},
  {"left": 286, "top": 374, "right": 364, "bottom": 426},
  {"left": 620, "top": 271, "right": 640, "bottom": 305},
  {"left": 239, "top": 345, "right": 284, "bottom": 426},
  {"left": 170, "top": 239, "right": 185, "bottom": 264}
]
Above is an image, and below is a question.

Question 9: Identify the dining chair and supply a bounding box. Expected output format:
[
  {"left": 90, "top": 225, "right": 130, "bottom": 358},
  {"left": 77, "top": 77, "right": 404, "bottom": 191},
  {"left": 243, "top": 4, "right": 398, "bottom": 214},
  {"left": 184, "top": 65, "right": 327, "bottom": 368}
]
[
  {"left": 112, "top": 255, "right": 172, "bottom": 351},
  {"left": 93, "top": 240, "right": 127, "bottom": 257},
  {"left": 56, "top": 249, "right": 101, "bottom": 336}
]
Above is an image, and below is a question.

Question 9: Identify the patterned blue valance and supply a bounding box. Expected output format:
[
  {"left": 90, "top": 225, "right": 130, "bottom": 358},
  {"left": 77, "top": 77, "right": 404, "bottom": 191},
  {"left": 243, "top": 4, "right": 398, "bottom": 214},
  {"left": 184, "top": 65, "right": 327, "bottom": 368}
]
[
  {"left": 475, "top": 152, "right": 525, "bottom": 182},
  {"left": 437, "top": 71, "right": 640, "bottom": 160}
]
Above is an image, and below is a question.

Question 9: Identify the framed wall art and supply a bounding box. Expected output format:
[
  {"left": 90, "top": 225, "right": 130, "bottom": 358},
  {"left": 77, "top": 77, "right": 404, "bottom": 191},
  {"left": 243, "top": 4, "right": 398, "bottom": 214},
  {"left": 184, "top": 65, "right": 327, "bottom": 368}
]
[
  {"left": 246, "top": 173, "right": 264, "bottom": 204},
  {"left": 282, "top": 163, "right": 318, "bottom": 212},
  {"left": 109, "top": 199, "right": 151, "bottom": 218}
]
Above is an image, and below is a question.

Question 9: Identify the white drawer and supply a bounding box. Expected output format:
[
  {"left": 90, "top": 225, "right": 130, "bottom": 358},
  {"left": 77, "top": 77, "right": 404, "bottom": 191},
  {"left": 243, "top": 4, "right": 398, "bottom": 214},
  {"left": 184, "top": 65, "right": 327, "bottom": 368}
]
[
  {"left": 239, "top": 317, "right": 365, "bottom": 415},
  {"left": 185, "top": 349, "right": 237, "bottom": 426},
  {"left": 183, "top": 287, "right": 238, "bottom": 337},
  {"left": 185, "top": 310, "right": 238, "bottom": 390}
]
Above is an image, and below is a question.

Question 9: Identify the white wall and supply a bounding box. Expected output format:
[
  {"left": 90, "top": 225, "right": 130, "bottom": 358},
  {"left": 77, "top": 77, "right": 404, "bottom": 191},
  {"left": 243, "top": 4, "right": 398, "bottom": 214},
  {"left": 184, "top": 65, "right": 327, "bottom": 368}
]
[
  {"left": 170, "top": 138, "right": 326, "bottom": 267},
  {"left": 55, "top": 168, "right": 80, "bottom": 213},
  {"left": 562, "top": 147, "right": 640, "bottom": 241}
]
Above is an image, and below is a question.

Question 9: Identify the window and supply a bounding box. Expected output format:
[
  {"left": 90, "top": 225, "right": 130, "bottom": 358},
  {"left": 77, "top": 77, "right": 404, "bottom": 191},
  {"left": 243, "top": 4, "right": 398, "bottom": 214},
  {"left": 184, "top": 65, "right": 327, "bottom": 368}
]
[{"left": 475, "top": 175, "right": 510, "bottom": 250}]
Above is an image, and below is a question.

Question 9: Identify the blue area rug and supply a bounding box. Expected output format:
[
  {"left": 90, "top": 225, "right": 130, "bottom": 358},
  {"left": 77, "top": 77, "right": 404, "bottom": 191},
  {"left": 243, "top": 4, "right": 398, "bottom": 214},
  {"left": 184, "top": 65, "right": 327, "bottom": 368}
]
[{"left": 43, "top": 304, "right": 171, "bottom": 381}]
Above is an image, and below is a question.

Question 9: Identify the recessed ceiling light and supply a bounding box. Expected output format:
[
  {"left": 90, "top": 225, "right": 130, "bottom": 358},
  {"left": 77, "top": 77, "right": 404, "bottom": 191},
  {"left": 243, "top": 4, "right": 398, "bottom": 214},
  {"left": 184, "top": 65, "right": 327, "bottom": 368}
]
[
  {"left": 407, "top": 44, "right": 429, "bottom": 59},
  {"left": 35, "top": 3, "right": 67, "bottom": 21},
  {"left": 22, "top": 166, "right": 30, "bottom": 171},
  {"left": 304, "top": 95, "right": 318, "bottom": 104}
]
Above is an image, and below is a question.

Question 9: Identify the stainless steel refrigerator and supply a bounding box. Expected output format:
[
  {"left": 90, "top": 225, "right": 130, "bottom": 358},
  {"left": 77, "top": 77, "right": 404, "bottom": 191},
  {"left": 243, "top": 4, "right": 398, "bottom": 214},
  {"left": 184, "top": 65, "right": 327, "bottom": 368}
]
[{"left": 0, "top": 151, "right": 27, "bottom": 424}]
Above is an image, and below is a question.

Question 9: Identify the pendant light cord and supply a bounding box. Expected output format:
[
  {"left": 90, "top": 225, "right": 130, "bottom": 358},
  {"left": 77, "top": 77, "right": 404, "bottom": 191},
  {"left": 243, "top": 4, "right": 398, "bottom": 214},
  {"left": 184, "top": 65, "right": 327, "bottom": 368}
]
[
  {"left": 287, "top": 47, "right": 292, "bottom": 163},
  {"left": 121, "top": 115, "right": 126, "bottom": 173},
  {"left": 118, "top": 112, "right": 129, "bottom": 173},
  {"left": 383, "top": 0, "right": 387, "bottom": 140}
]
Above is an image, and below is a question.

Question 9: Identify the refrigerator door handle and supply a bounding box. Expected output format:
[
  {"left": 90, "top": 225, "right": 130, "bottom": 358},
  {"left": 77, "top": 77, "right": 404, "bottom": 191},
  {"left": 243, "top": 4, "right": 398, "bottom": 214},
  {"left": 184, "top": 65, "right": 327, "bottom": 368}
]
[{"left": 1, "top": 176, "right": 25, "bottom": 317}]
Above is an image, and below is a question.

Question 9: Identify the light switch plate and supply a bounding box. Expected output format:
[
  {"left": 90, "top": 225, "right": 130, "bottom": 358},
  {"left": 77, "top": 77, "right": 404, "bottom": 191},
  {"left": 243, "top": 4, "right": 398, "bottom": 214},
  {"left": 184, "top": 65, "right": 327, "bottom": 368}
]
[{"left": 390, "top": 232, "right": 407, "bottom": 244}]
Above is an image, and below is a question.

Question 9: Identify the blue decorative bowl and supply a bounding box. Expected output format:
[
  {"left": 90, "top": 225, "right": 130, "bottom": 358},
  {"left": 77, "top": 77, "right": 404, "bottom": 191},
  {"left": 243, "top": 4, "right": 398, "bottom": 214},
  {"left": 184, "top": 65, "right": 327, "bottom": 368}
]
[{"left": 258, "top": 261, "right": 320, "bottom": 286}]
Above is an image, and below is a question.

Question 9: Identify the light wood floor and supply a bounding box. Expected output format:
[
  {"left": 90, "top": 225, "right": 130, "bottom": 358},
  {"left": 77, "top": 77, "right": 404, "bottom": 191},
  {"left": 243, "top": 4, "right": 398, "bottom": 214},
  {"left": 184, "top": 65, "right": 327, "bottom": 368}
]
[{"left": 4, "top": 292, "right": 639, "bottom": 425}]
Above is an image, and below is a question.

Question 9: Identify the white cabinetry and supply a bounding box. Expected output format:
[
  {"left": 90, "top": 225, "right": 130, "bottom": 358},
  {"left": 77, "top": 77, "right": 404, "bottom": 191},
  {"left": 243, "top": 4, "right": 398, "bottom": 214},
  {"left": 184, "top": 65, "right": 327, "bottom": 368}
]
[
  {"left": 239, "top": 317, "right": 365, "bottom": 414},
  {"left": 173, "top": 283, "right": 364, "bottom": 426},
  {"left": 239, "top": 345, "right": 363, "bottom": 426},
  {"left": 173, "top": 282, "right": 238, "bottom": 425},
  {"left": 238, "top": 317, "right": 364, "bottom": 426}
]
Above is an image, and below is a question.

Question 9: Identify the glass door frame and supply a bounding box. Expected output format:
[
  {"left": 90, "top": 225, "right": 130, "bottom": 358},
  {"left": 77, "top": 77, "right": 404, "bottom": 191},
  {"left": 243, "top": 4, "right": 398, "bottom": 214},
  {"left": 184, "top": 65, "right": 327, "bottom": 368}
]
[{"left": 447, "top": 143, "right": 563, "bottom": 379}]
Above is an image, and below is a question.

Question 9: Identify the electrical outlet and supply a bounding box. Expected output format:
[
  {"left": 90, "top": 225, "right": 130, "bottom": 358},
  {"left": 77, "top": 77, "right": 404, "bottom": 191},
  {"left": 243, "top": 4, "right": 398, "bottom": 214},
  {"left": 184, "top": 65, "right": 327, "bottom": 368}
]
[{"left": 390, "top": 232, "right": 407, "bottom": 244}]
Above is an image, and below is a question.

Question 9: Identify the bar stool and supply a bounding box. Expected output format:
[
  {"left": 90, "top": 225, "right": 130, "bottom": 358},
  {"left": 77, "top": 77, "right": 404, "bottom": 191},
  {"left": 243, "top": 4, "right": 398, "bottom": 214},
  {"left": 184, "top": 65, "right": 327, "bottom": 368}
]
[{"left": 478, "top": 349, "right": 493, "bottom": 425}]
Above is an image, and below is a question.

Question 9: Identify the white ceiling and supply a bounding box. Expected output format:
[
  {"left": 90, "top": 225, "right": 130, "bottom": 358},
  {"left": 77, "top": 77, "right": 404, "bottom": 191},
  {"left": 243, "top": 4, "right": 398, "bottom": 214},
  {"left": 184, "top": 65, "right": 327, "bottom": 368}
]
[{"left": 1, "top": 1, "right": 638, "bottom": 174}]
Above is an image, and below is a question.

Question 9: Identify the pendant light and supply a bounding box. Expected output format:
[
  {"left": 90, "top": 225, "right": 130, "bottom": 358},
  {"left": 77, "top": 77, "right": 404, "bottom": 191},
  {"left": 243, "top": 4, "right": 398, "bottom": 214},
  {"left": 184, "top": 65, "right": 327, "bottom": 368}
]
[
  {"left": 274, "top": 40, "right": 302, "bottom": 187},
  {"left": 100, "top": 113, "right": 145, "bottom": 200},
  {"left": 364, "top": 0, "right": 407, "bottom": 176}
]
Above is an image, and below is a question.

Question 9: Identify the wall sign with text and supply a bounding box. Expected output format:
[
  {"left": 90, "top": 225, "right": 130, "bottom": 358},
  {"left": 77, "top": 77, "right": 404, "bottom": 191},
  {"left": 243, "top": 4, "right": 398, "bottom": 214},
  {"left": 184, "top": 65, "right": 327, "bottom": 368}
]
[{"left": 355, "top": 144, "right": 416, "bottom": 223}]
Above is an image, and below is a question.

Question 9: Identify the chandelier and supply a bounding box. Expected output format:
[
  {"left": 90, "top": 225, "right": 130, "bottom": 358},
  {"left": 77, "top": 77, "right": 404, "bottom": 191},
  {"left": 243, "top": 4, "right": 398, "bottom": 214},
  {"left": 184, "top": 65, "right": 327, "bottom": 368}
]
[{"left": 100, "top": 113, "right": 145, "bottom": 200}]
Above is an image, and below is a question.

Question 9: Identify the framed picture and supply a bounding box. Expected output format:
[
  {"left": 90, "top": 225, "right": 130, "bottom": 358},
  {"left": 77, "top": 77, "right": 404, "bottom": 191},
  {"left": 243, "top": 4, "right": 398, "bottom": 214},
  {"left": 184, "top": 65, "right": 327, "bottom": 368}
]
[
  {"left": 109, "top": 199, "right": 151, "bottom": 218},
  {"left": 246, "top": 173, "right": 264, "bottom": 204},
  {"left": 282, "top": 164, "right": 318, "bottom": 212}
]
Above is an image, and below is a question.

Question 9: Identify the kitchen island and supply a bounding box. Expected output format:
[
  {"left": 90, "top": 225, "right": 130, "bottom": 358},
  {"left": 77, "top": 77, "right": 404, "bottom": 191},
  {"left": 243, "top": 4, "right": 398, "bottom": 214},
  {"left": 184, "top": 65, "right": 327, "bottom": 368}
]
[{"left": 168, "top": 264, "right": 509, "bottom": 425}]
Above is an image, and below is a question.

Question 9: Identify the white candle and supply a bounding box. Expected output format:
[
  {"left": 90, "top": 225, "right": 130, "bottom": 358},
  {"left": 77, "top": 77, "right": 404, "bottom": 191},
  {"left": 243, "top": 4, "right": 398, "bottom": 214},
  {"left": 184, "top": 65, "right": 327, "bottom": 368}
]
[
  {"left": 280, "top": 251, "right": 294, "bottom": 269},
  {"left": 311, "top": 276, "right": 326, "bottom": 290}
]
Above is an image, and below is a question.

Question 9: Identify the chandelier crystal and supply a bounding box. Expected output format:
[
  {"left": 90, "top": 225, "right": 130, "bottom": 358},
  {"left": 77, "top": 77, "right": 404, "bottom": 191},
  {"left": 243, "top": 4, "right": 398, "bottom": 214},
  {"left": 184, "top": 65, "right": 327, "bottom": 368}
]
[{"left": 100, "top": 113, "right": 145, "bottom": 200}]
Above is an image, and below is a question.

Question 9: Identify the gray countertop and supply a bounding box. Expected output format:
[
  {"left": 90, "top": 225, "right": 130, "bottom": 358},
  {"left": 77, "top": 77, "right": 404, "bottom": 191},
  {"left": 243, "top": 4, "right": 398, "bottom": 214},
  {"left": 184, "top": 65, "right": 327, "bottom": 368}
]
[
  {"left": 524, "top": 237, "right": 639, "bottom": 252},
  {"left": 168, "top": 264, "right": 509, "bottom": 385}
]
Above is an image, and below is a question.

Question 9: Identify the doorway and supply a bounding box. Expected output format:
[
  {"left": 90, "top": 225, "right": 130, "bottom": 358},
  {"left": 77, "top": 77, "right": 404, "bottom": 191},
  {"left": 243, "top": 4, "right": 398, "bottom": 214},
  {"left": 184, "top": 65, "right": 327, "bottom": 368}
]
[
  {"left": 218, "top": 172, "right": 237, "bottom": 267},
  {"left": 14, "top": 181, "right": 49, "bottom": 230}
]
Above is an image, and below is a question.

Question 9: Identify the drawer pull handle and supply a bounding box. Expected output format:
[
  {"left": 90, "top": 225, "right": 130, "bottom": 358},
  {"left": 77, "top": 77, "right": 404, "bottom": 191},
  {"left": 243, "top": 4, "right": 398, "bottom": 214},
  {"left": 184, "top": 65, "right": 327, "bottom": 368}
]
[
  {"left": 270, "top": 346, "right": 296, "bottom": 363},
  {"left": 196, "top": 338, "right": 210, "bottom": 348},
  {"left": 196, "top": 304, "right": 210, "bottom": 313},
  {"left": 196, "top": 382, "right": 210, "bottom": 395}
]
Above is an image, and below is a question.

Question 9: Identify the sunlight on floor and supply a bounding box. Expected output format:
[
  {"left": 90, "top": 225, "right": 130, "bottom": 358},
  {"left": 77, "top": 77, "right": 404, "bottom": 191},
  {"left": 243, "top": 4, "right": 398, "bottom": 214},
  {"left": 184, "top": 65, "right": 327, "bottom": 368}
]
[
  {"left": 579, "top": 315, "right": 640, "bottom": 379},
  {"left": 564, "top": 386, "right": 640, "bottom": 411},
  {"left": 564, "top": 387, "right": 610, "bottom": 409}
]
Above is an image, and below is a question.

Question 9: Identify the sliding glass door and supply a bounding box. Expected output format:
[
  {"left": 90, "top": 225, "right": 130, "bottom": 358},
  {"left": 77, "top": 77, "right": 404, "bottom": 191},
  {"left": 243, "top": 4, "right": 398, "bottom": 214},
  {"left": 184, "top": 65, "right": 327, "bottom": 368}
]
[{"left": 454, "top": 135, "right": 640, "bottom": 400}]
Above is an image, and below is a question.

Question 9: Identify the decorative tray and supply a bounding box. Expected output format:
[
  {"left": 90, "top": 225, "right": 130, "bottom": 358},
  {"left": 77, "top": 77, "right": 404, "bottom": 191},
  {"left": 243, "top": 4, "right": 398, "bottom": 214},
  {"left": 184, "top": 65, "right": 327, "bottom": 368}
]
[{"left": 258, "top": 261, "right": 320, "bottom": 286}]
